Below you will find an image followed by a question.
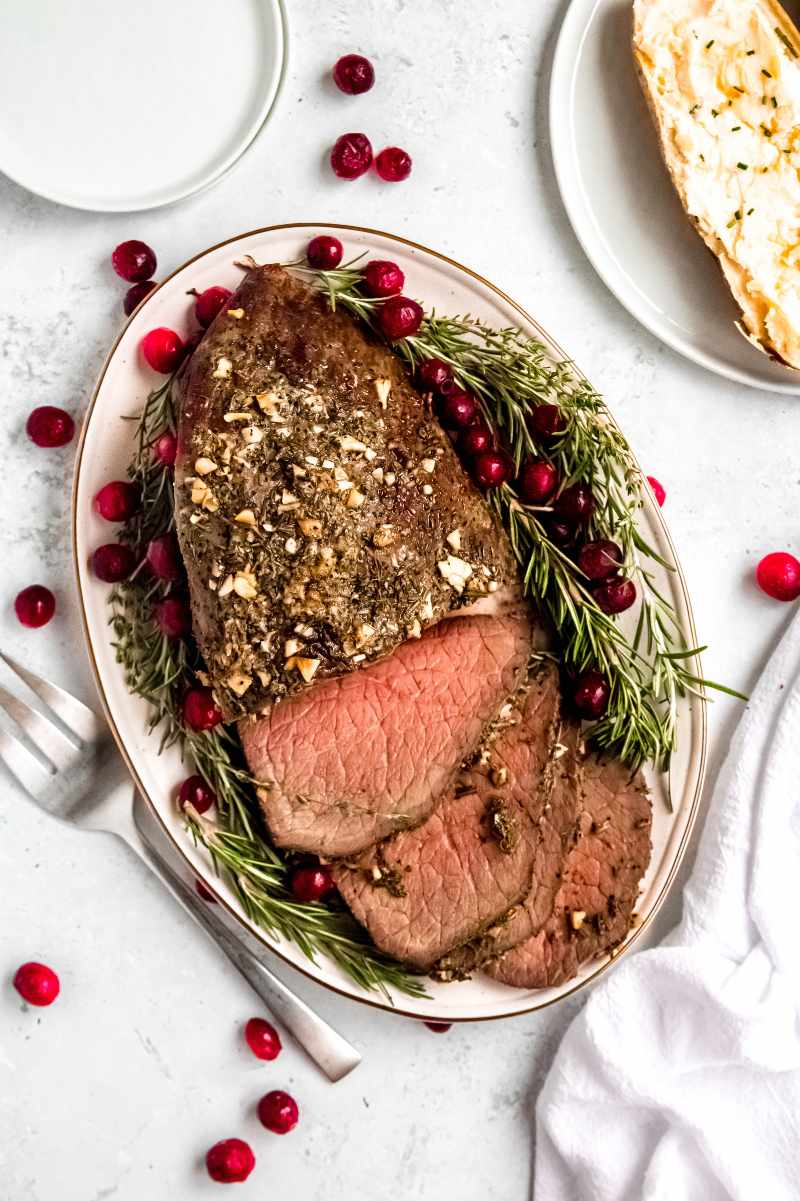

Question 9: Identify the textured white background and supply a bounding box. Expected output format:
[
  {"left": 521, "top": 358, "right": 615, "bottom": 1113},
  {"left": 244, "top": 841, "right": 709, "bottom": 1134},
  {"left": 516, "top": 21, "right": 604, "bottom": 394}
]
[{"left": 1, "top": 2, "right": 798, "bottom": 1198}]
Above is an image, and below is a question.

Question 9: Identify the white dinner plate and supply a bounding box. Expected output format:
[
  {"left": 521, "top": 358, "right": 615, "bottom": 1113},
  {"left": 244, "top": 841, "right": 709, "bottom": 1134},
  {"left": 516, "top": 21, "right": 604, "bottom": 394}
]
[
  {"left": 550, "top": 0, "right": 800, "bottom": 395},
  {"left": 0, "top": 0, "right": 287, "bottom": 212},
  {"left": 73, "top": 223, "right": 707, "bottom": 1022}
]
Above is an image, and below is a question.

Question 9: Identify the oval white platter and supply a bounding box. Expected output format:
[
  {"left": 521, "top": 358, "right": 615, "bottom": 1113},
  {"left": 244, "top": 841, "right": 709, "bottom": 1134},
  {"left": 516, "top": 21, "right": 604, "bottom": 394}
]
[
  {"left": 73, "top": 224, "right": 707, "bottom": 1022},
  {"left": 550, "top": 0, "right": 800, "bottom": 396},
  {"left": 0, "top": 0, "right": 287, "bottom": 211}
]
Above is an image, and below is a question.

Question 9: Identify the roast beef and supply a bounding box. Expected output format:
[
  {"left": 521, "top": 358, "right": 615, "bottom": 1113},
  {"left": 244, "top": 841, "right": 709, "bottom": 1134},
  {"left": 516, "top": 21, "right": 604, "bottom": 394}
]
[
  {"left": 485, "top": 754, "right": 651, "bottom": 989},
  {"left": 333, "top": 662, "right": 569, "bottom": 969},
  {"left": 240, "top": 608, "right": 534, "bottom": 857},
  {"left": 175, "top": 264, "right": 520, "bottom": 720}
]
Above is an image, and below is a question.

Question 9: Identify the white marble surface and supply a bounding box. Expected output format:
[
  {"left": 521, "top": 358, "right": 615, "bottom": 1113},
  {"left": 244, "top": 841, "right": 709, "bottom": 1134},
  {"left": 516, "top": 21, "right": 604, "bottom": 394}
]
[{"left": 0, "top": 2, "right": 797, "bottom": 1198}]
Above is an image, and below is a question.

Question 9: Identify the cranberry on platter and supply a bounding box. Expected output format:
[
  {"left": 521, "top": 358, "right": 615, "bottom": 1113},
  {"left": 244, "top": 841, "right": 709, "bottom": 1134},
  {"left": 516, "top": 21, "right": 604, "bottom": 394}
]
[
  {"left": 152, "top": 431, "right": 178, "bottom": 468},
  {"left": 92, "top": 543, "right": 136, "bottom": 583},
  {"left": 529, "top": 404, "right": 566, "bottom": 441},
  {"left": 647, "top": 476, "right": 666, "bottom": 507},
  {"left": 195, "top": 879, "right": 217, "bottom": 903},
  {"left": 756, "top": 552, "right": 800, "bottom": 602},
  {"left": 153, "top": 595, "right": 191, "bottom": 640},
  {"left": 424, "top": 1022, "right": 452, "bottom": 1033},
  {"left": 141, "top": 327, "right": 184, "bottom": 374},
  {"left": 205, "top": 1139, "right": 255, "bottom": 1184},
  {"left": 13, "top": 961, "right": 60, "bottom": 1006},
  {"left": 555, "top": 482, "right": 595, "bottom": 526},
  {"left": 245, "top": 1017, "right": 283, "bottom": 1061},
  {"left": 472, "top": 450, "right": 513, "bottom": 490},
  {"left": 290, "top": 864, "right": 336, "bottom": 903},
  {"left": 330, "top": 132, "right": 373, "bottom": 179},
  {"left": 257, "top": 1089, "right": 299, "bottom": 1135},
  {"left": 363, "top": 259, "right": 405, "bottom": 297},
  {"left": 332, "top": 53, "right": 375, "bottom": 95},
  {"left": 438, "top": 389, "right": 480, "bottom": 430},
  {"left": 417, "top": 358, "right": 455, "bottom": 395},
  {"left": 518, "top": 460, "right": 558, "bottom": 505},
  {"left": 178, "top": 773, "right": 216, "bottom": 815},
  {"left": 573, "top": 669, "right": 611, "bottom": 720},
  {"left": 577, "top": 540, "right": 623, "bottom": 582},
  {"left": 183, "top": 687, "right": 223, "bottom": 733},
  {"left": 378, "top": 295, "right": 424, "bottom": 340},
  {"left": 375, "top": 146, "right": 412, "bottom": 182},
  {"left": 194, "top": 286, "right": 233, "bottom": 328},
  {"left": 545, "top": 518, "right": 575, "bottom": 547},
  {"left": 26, "top": 406, "right": 75, "bottom": 449},
  {"left": 123, "top": 280, "right": 156, "bottom": 316},
  {"left": 459, "top": 424, "right": 493, "bottom": 458},
  {"left": 111, "top": 239, "right": 156, "bottom": 283},
  {"left": 93, "top": 480, "right": 140, "bottom": 523},
  {"left": 145, "top": 533, "right": 182, "bottom": 582},
  {"left": 14, "top": 585, "right": 56, "bottom": 629},
  {"left": 307, "top": 235, "right": 344, "bottom": 270},
  {"left": 593, "top": 576, "right": 637, "bottom": 615}
]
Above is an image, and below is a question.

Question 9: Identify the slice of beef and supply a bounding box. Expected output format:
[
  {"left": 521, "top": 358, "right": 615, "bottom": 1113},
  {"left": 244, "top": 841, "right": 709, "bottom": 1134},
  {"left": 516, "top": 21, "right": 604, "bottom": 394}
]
[
  {"left": 484, "top": 754, "right": 652, "bottom": 990},
  {"left": 175, "top": 263, "right": 520, "bottom": 720},
  {"left": 240, "top": 607, "right": 534, "bottom": 858},
  {"left": 332, "top": 661, "right": 566, "bottom": 970}
]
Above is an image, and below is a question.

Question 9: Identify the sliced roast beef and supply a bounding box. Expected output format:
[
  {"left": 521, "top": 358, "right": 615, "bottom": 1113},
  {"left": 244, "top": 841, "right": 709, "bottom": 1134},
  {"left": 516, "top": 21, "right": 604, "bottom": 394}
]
[
  {"left": 485, "top": 755, "right": 651, "bottom": 990},
  {"left": 333, "top": 661, "right": 567, "bottom": 969},
  {"left": 240, "top": 607, "right": 533, "bottom": 858},
  {"left": 175, "top": 263, "right": 520, "bottom": 720}
]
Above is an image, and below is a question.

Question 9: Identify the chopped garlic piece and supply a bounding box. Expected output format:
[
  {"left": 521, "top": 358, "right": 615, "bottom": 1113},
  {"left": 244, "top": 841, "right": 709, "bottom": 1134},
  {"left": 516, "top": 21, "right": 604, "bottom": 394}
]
[
  {"left": 355, "top": 622, "right": 375, "bottom": 646},
  {"left": 223, "top": 411, "right": 250, "bottom": 423},
  {"left": 375, "top": 378, "right": 391, "bottom": 408},
  {"left": 242, "top": 425, "right": 263, "bottom": 445},
  {"left": 284, "top": 639, "right": 301, "bottom": 657},
  {"left": 194, "top": 457, "right": 218, "bottom": 476},
  {"left": 233, "top": 570, "right": 258, "bottom": 600},
  {"left": 364, "top": 448, "right": 377, "bottom": 462},
  {"left": 298, "top": 517, "right": 323, "bottom": 537},
  {"left": 234, "top": 509, "right": 257, "bottom": 526},
  {"left": 420, "top": 592, "right": 434, "bottom": 621},
  {"left": 437, "top": 555, "right": 474, "bottom": 593},
  {"left": 227, "top": 671, "right": 252, "bottom": 696},
  {"left": 571, "top": 911, "right": 587, "bottom": 931},
  {"left": 384, "top": 472, "right": 396, "bottom": 485},
  {"left": 217, "top": 575, "right": 234, "bottom": 598},
  {"left": 255, "top": 391, "right": 279, "bottom": 411},
  {"left": 339, "top": 434, "right": 367, "bottom": 452},
  {"left": 372, "top": 524, "right": 395, "bottom": 548},
  {"left": 213, "top": 357, "right": 233, "bottom": 379},
  {"left": 346, "top": 488, "right": 365, "bottom": 508},
  {"left": 422, "top": 484, "right": 433, "bottom": 495},
  {"left": 286, "top": 655, "right": 321, "bottom": 683},
  {"left": 227, "top": 308, "right": 245, "bottom": 319},
  {"left": 446, "top": 529, "right": 462, "bottom": 551},
  {"left": 285, "top": 537, "right": 298, "bottom": 554},
  {"left": 421, "top": 458, "right": 436, "bottom": 474}
]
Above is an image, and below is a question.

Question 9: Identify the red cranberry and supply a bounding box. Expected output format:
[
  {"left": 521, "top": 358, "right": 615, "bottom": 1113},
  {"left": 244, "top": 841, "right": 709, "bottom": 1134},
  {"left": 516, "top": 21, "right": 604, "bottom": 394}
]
[
  {"left": 518, "top": 461, "right": 558, "bottom": 504},
  {"left": 205, "top": 1139, "right": 255, "bottom": 1184},
  {"left": 195, "top": 286, "right": 232, "bottom": 328},
  {"left": 195, "top": 879, "right": 217, "bottom": 903},
  {"left": 13, "top": 961, "right": 60, "bottom": 1006},
  {"left": 291, "top": 865, "right": 336, "bottom": 903},
  {"left": 417, "top": 358, "right": 454, "bottom": 395},
  {"left": 152, "top": 431, "right": 177, "bottom": 467},
  {"left": 756, "top": 552, "right": 800, "bottom": 602},
  {"left": 93, "top": 480, "right": 140, "bottom": 522},
  {"left": 363, "top": 259, "right": 405, "bottom": 297},
  {"left": 183, "top": 687, "right": 223, "bottom": 732},
  {"left": 378, "top": 295, "right": 424, "bottom": 340},
  {"left": 330, "top": 132, "right": 373, "bottom": 179},
  {"left": 594, "top": 576, "right": 637, "bottom": 615},
  {"left": 257, "top": 1090, "right": 299, "bottom": 1135},
  {"left": 26, "top": 406, "right": 75, "bottom": 449},
  {"left": 92, "top": 543, "right": 136, "bottom": 583},
  {"left": 459, "top": 424, "right": 493, "bottom": 457},
  {"left": 546, "top": 518, "right": 576, "bottom": 547},
  {"left": 141, "top": 327, "right": 184, "bottom": 373},
  {"left": 555, "top": 483, "right": 595, "bottom": 525},
  {"left": 145, "top": 533, "right": 182, "bottom": 581},
  {"left": 153, "top": 595, "right": 191, "bottom": 639},
  {"left": 14, "top": 585, "right": 56, "bottom": 629},
  {"left": 375, "top": 146, "right": 412, "bottom": 182},
  {"left": 332, "top": 53, "right": 375, "bottom": 95},
  {"left": 439, "top": 389, "right": 480, "bottom": 430},
  {"left": 424, "top": 1022, "right": 452, "bottom": 1033},
  {"left": 307, "top": 235, "right": 344, "bottom": 270},
  {"left": 111, "top": 239, "right": 156, "bottom": 283},
  {"left": 647, "top": 476, "right": 666, "bottom": 507},
  {"left": 577, "top": 540, "right": 623, "bottom": 581},
  {"left": 244, "top": 1017, "right": 283, "bottom": 1062},
  {"left": 123, "top": 280, "right": 156, "bottom": 316},
  {"left": 178, "top": 773, "right": 216, "bottom": 814},
  {"left": 529, "top": 404, "right": 566, "bottom": 440},
  {"left": 573, "top": 670, "right": 610, "bottom": 720},
  {"left": 472, "top": 450, "right": 513, "bottom": 490}
]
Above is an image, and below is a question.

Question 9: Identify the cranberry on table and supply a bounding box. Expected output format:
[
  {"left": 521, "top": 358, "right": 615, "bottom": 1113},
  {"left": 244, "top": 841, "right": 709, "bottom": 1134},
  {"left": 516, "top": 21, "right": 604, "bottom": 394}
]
[
  {"left": 375, "top": 146, "right": 412, "bottom": 182},
  {"left": 111, "top": 239, "right": 157, "bottom": 283},
  {"left": 257, "top": 1089, "right": 299, "bottom": 1135},
  {"left": 92, "top": 543, "right": 136, "bottom": 583},
  {"left": 573, "top": 669, "right": 610, "bottom": 720},
  {"left": 178, "top": 773, "right": 216, "bottom": 814},
  {"left": 153, "top": 595, "right": 191, "bottom": 639},
  {"left": 195, "top": 879, "right": 217, "bottom": 903},
  {"left": 307, "top": 235, "right": 344, "bottom": 271},
  {"left": 555, "top": 483, "right": 595, "bottom": 525},
  {"left": 195, "top": 286, "right": 233, "bottom": 328},
  {"left": 14, "top": 585, "right": 56, "bottom": 629},
  {"left": 141, "top": 327, "right": 184, "bottom": 374},
  {"left": 459, "top": 424, "right": 493, "bottom": 458},
  {"left": 518, "top": 460, "right": 558, "bottom": 504},
  {"left": 472, "top": 450, "right": 513, "bottom": 490},
  {"left": 577, "top": 540, "right": 623, "bottom": 581},
  {"left": 424, "top": 1021, "right": 452, "bottom": 1033},
  {"left": 647, "top": 475, "right": 666, "bottom": 507},
  {"left": 13, "top": 961, "right": 60, "bottom": 1006},
  {"left": 145, "top": 533, "right": 182, "bottom": 581},
  {"left": 93, "top": 480, "right": 140, "bottom": 523},
  {"left": 26, "top": 406, "right": 75, "bottom": 449},
  {"left": 330, "top": 132, "right": 373, "bottom": 179},
  {"left": 378, "top": 295, "right": 424, "bottom": 340},
  {"left": 332, "top": 53, "right": 375, "bottom": 95},
  {"left": 529, "top": 404, "right": 566, "bottom": 440},
  {"left": 123, "top": 280, "right": 156, "bottom": 316},
  {"left": 594, "top": 576, "right": 637, "bottom": 615},
  {"left": 183, "top": 687, "right": 223, "bottom": 733},
  {"left": 363, "top": 259, "right": 405, "bottom": 297},
  {"left": 205, "top": 1139, "right": 255, "bottom": 1184},
  {"left": 152, "top": 431, "right": 178, "bottom": 467},
  {"left": 438, "top": 389, "right": 480, "bottom": 430},
  {"left": 417, "top": 358, "right": 454, "bottom": 395},
  {"left": 756, "top": 552, "right": 800, "bottom": 602},
  {"left": 245, "top": 1017, "right": 283, "bottom": 1062},
  {"left": 291, "top": 864, "right": 336, "bottom": 903}
]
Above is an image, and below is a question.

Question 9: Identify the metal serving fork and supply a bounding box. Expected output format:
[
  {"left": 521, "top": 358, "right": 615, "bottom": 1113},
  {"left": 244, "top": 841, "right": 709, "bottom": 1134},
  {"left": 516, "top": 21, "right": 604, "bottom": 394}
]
[{"left": 0, "top": 651, "right": 360, "bottom": 1082}]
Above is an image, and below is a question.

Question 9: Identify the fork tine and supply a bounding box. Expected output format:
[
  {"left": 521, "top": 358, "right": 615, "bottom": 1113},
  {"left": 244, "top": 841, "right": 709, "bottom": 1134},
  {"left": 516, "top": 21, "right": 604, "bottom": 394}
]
[
  {"left": 0, "top": 725, "right": 52, "bottom": 795},
  {"left": 0, "top": 683, "right": 80, "bottom": 771},
  {"left": 0, "top": 652, "right": 101, "bottom": 744}
]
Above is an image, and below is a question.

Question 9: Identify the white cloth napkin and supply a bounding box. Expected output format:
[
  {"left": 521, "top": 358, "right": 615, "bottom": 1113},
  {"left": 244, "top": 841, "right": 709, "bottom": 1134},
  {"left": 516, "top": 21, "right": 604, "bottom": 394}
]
[{"left": 534, "top": 614, "right": 800, "bottom": 1201}]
